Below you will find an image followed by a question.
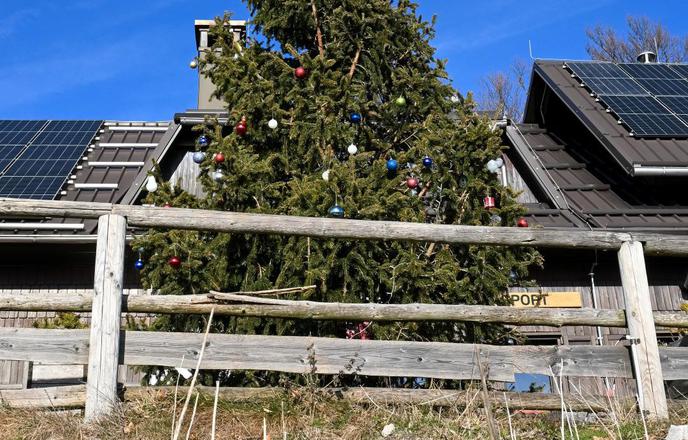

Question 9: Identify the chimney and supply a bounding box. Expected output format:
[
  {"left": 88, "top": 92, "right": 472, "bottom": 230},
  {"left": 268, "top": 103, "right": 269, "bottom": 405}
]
[
  {"left": 194, "top": 19, "right": 247, "bottom": 110},
  {"left": 636, "top": 50, "right": 657, "bottom": 64}
]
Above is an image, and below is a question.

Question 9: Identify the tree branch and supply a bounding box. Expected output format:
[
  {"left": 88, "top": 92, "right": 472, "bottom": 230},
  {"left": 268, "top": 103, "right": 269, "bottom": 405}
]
[
  {"left": 310, "top": 0, "right": 325, "bottom": 58},
  {"left": 348, "top": 47, "right": 362, "bottom": 79}
]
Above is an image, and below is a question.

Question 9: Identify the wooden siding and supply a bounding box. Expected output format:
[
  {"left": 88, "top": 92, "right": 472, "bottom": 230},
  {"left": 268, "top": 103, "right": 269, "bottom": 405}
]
[
  {"left": 501, "top": 154, "right": 540, "bottom": 204},
  {"left": 169, "top": 151, "right": 204, "bottom": 197}
]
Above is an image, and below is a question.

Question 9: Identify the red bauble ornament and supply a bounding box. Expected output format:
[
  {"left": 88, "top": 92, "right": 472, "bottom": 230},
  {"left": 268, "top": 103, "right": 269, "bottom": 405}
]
[
  {"left": 483, "top": 196, "right": 495, "bottom": 209},
  {"left": 345, "top": 328, "right": 355, "bottom": 339},
  {"left": 358, "top": 322, "right": 370, "bottom": 340},
  {"left": 163, "top": 203, "right": 171, "bottom": 208},
  {"left": 235, "top": 116, "right": 248, "bottom": 136},
  {"left": 168, "top": 256, "right": 181, "bottom": 268},
  {"left": 517, "top": 217, "right": 529, "bottom": 228},
  {"left": 294, "top": 66, "right": 308, "bottom": 79},
  {"left": 406, "top": 177, "right": 419, "bottom": 189},
  {"left": 214, "top": 152, "right": 225, "bottom": 164}
]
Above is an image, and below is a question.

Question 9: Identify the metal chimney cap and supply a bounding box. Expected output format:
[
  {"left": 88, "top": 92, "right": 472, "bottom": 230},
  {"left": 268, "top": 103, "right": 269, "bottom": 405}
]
[{"left": 637, "top": 51, "right": 657, "bottom": 63}]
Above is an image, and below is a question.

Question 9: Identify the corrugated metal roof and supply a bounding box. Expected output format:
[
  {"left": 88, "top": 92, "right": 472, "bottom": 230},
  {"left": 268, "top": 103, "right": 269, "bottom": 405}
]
[{"left": 529, "top": 61, "right": 688, "bottom": 173}]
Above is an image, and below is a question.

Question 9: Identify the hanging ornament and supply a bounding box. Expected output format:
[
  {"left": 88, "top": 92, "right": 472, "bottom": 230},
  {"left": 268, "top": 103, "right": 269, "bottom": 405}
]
[
  {"left": 486, "top": 159, "right": 499, "bottom": 174},
  {"left": 192, "top": 151, "right": 206, "bottom": 164},
  {"left": 294, "top": 66, "right": 308, "bottom": 79},
  {"left": 458, "top": 175, "right": 468, "bottom": 188},
  {"left": 212, "top": 170, "right": 224, "bottom": 182},
  {"left": 350, "top": 112, "right": 362, "bottom": 124},
  {"left": 394, "top": 96, "right": 407, "bottom": 107},
  {"left": 386, "top": 159, "right": 398, "bottom": 172},
  {"left": 490, "top": 214, "right": 502, "bottom": 225},
  {"left": 422, "top": 156, "right": 433, "bottom": 168},
  {"left": 163, "top": 203, "right": 171, "bottom": 208},
  {"left": 189, "top": 59, "right": 198, "bottom": 69},
  {"left": 517, "top": 217, "right": 529, "bottom": 228},
  {"left": 267, "top": 118, "right": 278, "bottom": 129},
  {"left": 321, "top": 169, "right": 330, "bottom": 181},
  {"left": 168, "top": 256, "right": 181, "bottom": 268},
  {"left": 345, "top": 328, "right": 355, "bottom": 339},
  {"left": 134, "top": 258, "right": 144, "bottom": 271},
  {"left": 145, "top": 176, "right": 158, "bottom": 193},
  {"left": 483, "top": 196, "right": 496, "bottom": 210},
  {"left": 495, "top": 157, "right": 504, "bottom": 168},
  {"left": 450, "top": 95, "right": 460, "bottom": 103},
  {"left": 235, "top": 117, "right": 248, "bottom": 136},
  {"left": 328, "top": 204, "right": 345, "bottom": 218},
  {"left": 406, "top": 177, "right": 419, "bottom": 189},
  {"left": 347, "top": 143, "right": 358, "bottom": 155},
  {"left": 357, "top": 322, "right": 370, "bottom": 340},
  {"left": 509, "top": 270, "right": 518, "bottom": 281},
  {"left": 214, "top": 152, "right": 225, "bottom": 164},
  {"left": 198, "top": 135, "right": 209, "bottom": 147}
]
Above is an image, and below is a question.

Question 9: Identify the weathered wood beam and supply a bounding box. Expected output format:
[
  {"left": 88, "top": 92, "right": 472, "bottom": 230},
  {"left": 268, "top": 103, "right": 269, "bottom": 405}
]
[
  {"left": 618, "top": 241, "right": 669, "bottom": 420},
  {"left": 127, "top": 386, "right": 612, "bottom": 412},
  {"left": 0, "top": 384, "right": 613, "bottom": 412},
  {"left": 0, "top": 385, "right": 86, "bottom": 409},
  {"left": 9, "top": 328, "right": 688, "bottom": 381},
  {"left": 1, "top": 293, "right": 687, "bottom": 328},
  {"left": 85, "top": 214, "right": 127, "bottom": 421}
]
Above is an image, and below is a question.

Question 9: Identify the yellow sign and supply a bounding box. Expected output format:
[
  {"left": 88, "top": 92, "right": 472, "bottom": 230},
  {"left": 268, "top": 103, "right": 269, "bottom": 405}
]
[{"left": 510, "top": 291, "right": 582, "bottom": 308}]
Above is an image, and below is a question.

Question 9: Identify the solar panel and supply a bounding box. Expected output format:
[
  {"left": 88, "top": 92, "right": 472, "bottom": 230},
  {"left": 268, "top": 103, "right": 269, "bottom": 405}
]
[
  {"left": 618, "top": 114, "right": 688, "bottom": 137},
  {"left": 599, "top": 95, "right": 669, "bottom": 114},
  {"left": 619, "top": 63, "right": 682, "bottom": 79},
  {"left": 669, "top": 64, "right": 688, "bottom": 79},
  {"left": 0, "top": 120, "right": 101, "bottom": 199},
  {"left": 583, "top": 78, "right": 649, "bottom": 96},
  {"left": 566, "top": 62, "right": 627, "bottom": 78},
  {"left": 566, "top": 62, "right": 688, "bottom": 137}
]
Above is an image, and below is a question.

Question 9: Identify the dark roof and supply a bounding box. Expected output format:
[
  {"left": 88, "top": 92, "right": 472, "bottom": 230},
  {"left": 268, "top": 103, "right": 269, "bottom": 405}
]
[
  {"left": 525, "top": 61, "right": 688, "bottom": 175},
  {"left": 0, "top": 121, "right": 173, "bottom": 237},
  {"left": 507, "top": 123, "right": 688, "bottom": 233}
]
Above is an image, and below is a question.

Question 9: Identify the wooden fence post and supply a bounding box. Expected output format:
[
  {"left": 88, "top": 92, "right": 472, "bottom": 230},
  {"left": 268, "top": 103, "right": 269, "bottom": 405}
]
[
  {"left": 85, "top": 214, "right": 126, "bottom": 421},
  {"left": 617, "top": 241, "right": 668, "bottom": 419}
]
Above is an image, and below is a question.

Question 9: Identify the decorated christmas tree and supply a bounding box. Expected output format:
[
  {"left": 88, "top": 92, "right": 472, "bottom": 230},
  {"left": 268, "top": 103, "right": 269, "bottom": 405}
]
[{"left": 134, "top": 0, "right": 540, "bottom": 360}]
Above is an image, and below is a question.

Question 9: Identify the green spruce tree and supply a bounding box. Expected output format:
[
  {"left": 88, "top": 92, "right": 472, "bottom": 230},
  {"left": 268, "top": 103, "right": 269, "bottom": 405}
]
[{"left": 134, "top": 0, "right": 540, "bottom": 383}]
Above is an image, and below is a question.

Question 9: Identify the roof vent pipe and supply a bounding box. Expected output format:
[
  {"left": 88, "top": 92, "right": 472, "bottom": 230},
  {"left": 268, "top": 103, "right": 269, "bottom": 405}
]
[{"left": 637, "top": 51, "right": 657, "bottom": 63}]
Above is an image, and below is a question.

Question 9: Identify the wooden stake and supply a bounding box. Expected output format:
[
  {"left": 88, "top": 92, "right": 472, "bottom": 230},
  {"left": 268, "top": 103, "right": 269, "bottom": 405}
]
[
  {"left": 618, "top": 241, "right": 668, "bottom": 420},
  {"left": 476, "top": 347, "right": 499, "bottom": 440},
  {"left": 85, "top": 214, "right": 126, "bottom": 421}
]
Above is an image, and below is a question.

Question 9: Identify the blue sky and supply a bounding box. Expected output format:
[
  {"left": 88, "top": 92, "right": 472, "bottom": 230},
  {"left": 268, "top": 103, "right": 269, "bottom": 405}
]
[{"left": 1, "top": 0, "right": 687, "bottom": 121}]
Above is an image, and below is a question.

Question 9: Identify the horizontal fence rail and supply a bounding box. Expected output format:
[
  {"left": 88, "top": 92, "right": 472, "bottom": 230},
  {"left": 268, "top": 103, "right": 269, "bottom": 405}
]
[
  {"left": 1, "top": 292, "right": 687, "bottom": 328},
  {"left": 2, "top": 198, "right": 688, "bottom": 255},
  {"left": 1, "top": 328, "right": 687, "bottom": 382},
  {"left": 0, "top": 384, "right": 622, "bottom": 412}
]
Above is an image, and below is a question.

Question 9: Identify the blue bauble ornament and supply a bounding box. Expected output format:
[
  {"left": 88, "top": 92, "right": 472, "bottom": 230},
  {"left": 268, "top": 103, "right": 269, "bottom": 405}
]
[
  {"left": 198, "top": 135, "right": 209, "bottom": 146},
  {"left": 422, "top": 156, "right": 433, "bottom": 168},
  {"left": 350, "top": 112, "right": 362, "bottom": 124},
  {"left": 134, "top": 259, "right": 144, "bottom": 271},
  {"left": 386, "top": 159, "right": 398, "bottom": 172},
  {"left": 192, "top": 151, "right": 206, "bottom": 164},
  {"left": 328, "top": 204, "right": 345, "bottom": 218}
]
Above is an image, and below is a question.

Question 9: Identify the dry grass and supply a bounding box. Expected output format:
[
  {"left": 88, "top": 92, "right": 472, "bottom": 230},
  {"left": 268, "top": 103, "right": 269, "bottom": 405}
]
[{"left": 0, "top": 388, "right": 685, "bottom": 440}]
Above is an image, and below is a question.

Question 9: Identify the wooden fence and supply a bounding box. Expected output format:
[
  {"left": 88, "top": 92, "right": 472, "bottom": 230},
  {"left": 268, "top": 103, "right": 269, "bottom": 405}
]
[{"left": 1, "top": 198, "right": 688, "bottom": 421}]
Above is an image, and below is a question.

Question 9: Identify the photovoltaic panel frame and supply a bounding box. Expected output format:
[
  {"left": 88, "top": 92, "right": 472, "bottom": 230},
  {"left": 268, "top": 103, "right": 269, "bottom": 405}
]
[
  {"left": 566, "top": 61, "right": 688, "bottom": 137},
  {"left": 0, "top": 120, "right": 102, "bottom": 199}
]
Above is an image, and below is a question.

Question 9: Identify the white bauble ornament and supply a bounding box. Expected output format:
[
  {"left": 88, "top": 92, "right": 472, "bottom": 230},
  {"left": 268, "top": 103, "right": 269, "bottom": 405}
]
[
  {"left": 495, "top": 157, "right": 504, "bottom": 168},
  {"left": 268, "top": 118, "right": 278, "bottom": 129},
  {"left": 189, "top": 59, "right": 198, "bottom": 69},
  {"left": 347, "top": 143, "right": 358, "bottom": 155},
  {"left": 145, "top": 175, "right": 158, "bottom": 192},
  {"left": 450, "top": 95, "right": 460, "bottom": 103},
  {"left": 486, "top": 159, "right": 498, "bottom": 173},
  {"left": 322, "top": 169, "right": 330, "bottom": 181}
]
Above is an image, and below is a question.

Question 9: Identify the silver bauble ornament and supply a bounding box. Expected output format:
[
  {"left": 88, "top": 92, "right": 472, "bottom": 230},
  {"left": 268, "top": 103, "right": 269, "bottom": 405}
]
[{"left": 268, "top": 118, "right": 278, "bottom": 129}]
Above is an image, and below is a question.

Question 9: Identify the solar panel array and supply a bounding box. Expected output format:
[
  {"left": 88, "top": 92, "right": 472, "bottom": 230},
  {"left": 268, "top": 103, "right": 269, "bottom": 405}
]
[
  {"left": 0, "top": 120, "right": 102, "bottom": 199},
  {"left": 566, "top": 61, "right": 688, "bottom": 137}
]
